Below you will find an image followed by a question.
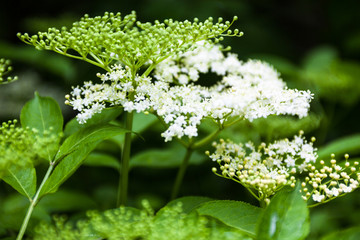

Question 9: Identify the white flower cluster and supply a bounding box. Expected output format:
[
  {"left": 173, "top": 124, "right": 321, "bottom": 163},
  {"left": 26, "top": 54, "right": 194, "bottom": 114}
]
[
  {"left": 66, "top": 42, "right": 313, "bottom": 141},
  {"left": 208, "top": 133, "right": 318, "bottom": 201},
  {"left": 302, "top": 157, "right": 360, "bottom": 204},
  {"left": 65, "top": 65, "right": 151, "bottom": 124},
  {"left": 209, "top": 133, "right": 360, "bottom": 205}
]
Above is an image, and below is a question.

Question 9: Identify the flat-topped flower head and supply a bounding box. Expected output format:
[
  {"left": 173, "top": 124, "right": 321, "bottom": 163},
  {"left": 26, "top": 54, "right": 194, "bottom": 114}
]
[
  {"left": 209, "top": 132, "right": 360, "bottom": 206},
  {"left": 151, "top": 43, "right": 313, "bottom": 140},
  {"left": 18, "top": 12, "right": 242, "bottom": 71},
  {"left": 66, "top": 42, "right": 313, "bottom": 141},
  {"left": 208, "top": 132, "right": 317, "bottom": 202}
]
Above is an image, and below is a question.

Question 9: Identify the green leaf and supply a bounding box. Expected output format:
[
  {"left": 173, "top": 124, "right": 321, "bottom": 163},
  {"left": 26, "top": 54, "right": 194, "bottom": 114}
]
[
  {"left": 317, "top": 134, "right": 360, "bottom": 160},
  {"left": 109, "top": 112, "right": 158, "bottom": 146},
  {"left": 256, "top": 187, "right": 310, "bottom": 240},
  {"left": 321, "top": 226, "right": 360, "bottom": 240},
  {"left": 20, "top": 92, "right": 63, "bottom": 136},
  {"left": 64, "top": 106, "right": 123, "bottom": 137},
  {"left": 40, "top": 148, "right": 92, "bottom": 196},
  {"left": 2, "top": 166, "right": 36, "bottom": 200},
  {"left": 165, "top": 196, "right": 213, "bottom": 214},
  {"left": 55, "top": 124, "right": 127, "bottom": 162},
  {"left": 130, "top": 146, "right": 205, "bottom": 169},
  {"left": 196, "top": 200, "right": 263, "bottom": 237},
  {"left": 84, "top": 152, "right": 120, "bottom": 170},
  {"left": 40, "top": 124, "right": 128, "bottom": 196},
  {"left": 20, "top": 92, "right": 63, "bottom": 161},
  {"left": 132, "top": 112, "right": 158, "bottom": 133}
]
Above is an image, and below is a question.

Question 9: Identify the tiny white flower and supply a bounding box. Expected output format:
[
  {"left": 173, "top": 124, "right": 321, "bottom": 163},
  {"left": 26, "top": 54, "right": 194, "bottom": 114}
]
[{"left": 312, "top": 192, "right": 325, "bottom": 202}]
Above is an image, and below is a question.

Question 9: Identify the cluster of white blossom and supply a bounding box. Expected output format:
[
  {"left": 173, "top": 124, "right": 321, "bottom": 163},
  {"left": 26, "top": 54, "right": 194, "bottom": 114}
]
[
  {"left": 153, "top": 41, "right": 228, "bottom": 84},
  {"left": 208, "top": 133, "right": 360, "bottom": 205},
  {"left": 65, "top": 65, "right": 152, "bottom": 124},
  {"left": 208, "top": 132, "right": 318, "bottom": 202},
  {"left": 66, "top": 42, "right": 313, "bottom": 141},
  {"left": 301, "top": 156, "right": 360, "bottom": 204}
]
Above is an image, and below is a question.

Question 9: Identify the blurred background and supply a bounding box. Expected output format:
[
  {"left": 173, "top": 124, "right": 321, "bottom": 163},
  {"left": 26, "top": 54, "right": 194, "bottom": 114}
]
[{"left": 1, "top": 0, "right": 360, "bottom": 239}]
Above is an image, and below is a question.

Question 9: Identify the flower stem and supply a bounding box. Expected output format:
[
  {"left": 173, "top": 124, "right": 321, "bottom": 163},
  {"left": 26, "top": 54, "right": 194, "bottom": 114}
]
[
  {"left": 192, "top": 128, "right": 222, "bottom": 149},
  {"left": 117, "top": 110, "right": 134, "bottom": 206},
  {"left": 171, "top": 147, "right": 193, "bottom": 200},
  {"left": 16, "top": 163, "right": 54, "bottom": 240},
  {"left": 170, "top": 128, "right": 223, "bottom": 200}
]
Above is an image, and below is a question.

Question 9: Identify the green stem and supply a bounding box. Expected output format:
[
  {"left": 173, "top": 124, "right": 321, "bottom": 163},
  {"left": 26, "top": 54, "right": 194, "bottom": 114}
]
[
  {"left": 171, "top": 147, "right": 194, "bottom": 200},
  {"left": 117, "top": 110, "right": 134, "bottom": 206},
  {"left": 142, "top": 62, "right": 157, "bottom": 77},
  {"left": 170, "top": 127, "right": 223, "bottom": 200},
  {"left": 52, "top": 48, "right": 110, "bottom": 71},
  {"left": 192, "top": 128, "right": 222, "bottom": 149},
  {"left": 16, "top": 162, "right": 54, "bottom": 240}
]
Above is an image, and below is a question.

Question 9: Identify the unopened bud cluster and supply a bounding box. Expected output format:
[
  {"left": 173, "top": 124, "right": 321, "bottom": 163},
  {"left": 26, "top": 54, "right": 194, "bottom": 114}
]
[
  {"left": 18, "top": 12, "right": 242, "bottom": 71},
  {"left": 0, "top": 120, "right": 59, "bottom": 176},
  {"left": 0, "top": 58, "right": 18, "bottom": 84}
]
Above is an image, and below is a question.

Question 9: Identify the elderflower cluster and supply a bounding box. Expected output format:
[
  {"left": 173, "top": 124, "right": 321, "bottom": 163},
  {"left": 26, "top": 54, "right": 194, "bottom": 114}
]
[
  {"left": 209, "top": 133, "right": 360, "bottom": 205},
  {"left": 301, "top": 155, "right": 360, "bottom": 204},
  {"left": 0, "top": 58, "right": 18, "bottom": 84},
  {"left": 18, "top": 12, "right": 242, "bottom": 71},
  {"left": 64, "top": 65, "right": 149, "bottom": 124},
  {"left": 66, "top": 42, "right": 313, "bottom": 142},
  {"left": 0, "top": 120, "right": 58, "bottom": 177},
  {"left": 208, "top": 132, "right": 317, "bottom": 202}
]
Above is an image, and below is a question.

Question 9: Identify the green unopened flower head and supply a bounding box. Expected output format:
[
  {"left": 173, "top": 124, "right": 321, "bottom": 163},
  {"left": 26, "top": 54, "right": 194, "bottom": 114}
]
[
  {"left": 0, "top": 120, "right": 59, "bottom": 177},
  {"left": 0, "top": 58, "right": 18, "bottom": 84},
  {"left": 34, "top": 200, "right": 237, "bottom": 240},
  {"left": 18, "top": 11, "right": 242, "bottom": 72}
]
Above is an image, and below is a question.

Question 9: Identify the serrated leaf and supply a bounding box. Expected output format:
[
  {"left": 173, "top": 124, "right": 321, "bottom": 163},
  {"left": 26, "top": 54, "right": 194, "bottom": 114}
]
[
  {"left": 256, "top": 187, "right": 310, "bottom": 240},
  {"left": 40, "top": 148, "right": 92, "bottom": 196},
  {"left": 196, "top": 200, "right": 263, "bottom": 237},
  {"left": 317, "top": 134, "right": 360, "bottom": 160},
  {"left": 165, "top": 196, "right": 213, "bottom": 214},
  {"left": 64, "top": 106, "right": 123, "bottom": 137},
  {"left": 20, "top": 92, "right": 63, "bottom": 161},
  {"left": 40, "top": 124, "right": 128, "bottom": 196},
  {"left": 84, "top": 152, "right": 120, "bottom": 170},
  {"left": 130, "top": 146, "right": 205, "bottom": 169},
  {"left": 2, "top": 166, "right": 36, "bottom": 200},
  {"left": 20, "top": 92, "right": 63, "bottom": 136},
  {"left": 55, "top": 124, "right": 127, "bottom": 162}
]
